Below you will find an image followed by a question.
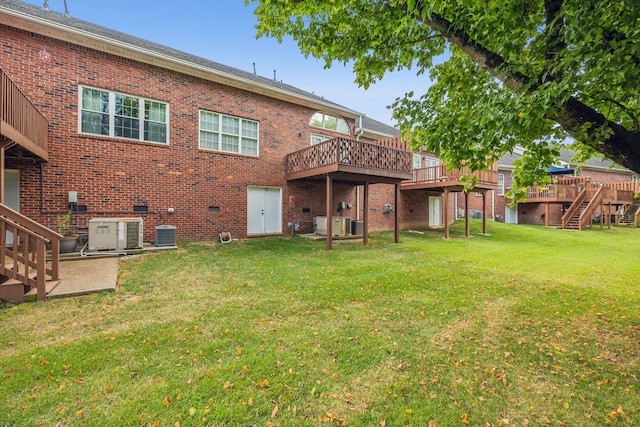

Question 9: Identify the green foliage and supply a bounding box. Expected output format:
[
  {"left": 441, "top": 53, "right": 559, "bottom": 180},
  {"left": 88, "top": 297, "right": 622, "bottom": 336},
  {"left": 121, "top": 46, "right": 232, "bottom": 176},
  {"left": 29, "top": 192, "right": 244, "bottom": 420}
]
[
  {"left": 57, "top": 210, "right": 73, "bottom": 236},
  {"left": 250, "top": 0, "right": 640, "bottom": 193}
]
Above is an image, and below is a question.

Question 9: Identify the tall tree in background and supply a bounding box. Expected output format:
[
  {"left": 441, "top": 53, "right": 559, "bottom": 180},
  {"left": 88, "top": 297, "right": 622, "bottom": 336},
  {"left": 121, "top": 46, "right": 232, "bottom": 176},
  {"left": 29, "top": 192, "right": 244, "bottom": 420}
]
[{"left": 251, "top": 0, "right": 640, "bottom": 195}]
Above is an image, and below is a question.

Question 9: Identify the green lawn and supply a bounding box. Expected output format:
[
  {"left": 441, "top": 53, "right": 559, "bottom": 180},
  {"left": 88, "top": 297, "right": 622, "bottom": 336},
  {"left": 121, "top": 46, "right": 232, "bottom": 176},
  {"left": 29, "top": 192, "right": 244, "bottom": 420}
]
[{"left": 1, "top": 221, "right": 639, "bottom": 426}]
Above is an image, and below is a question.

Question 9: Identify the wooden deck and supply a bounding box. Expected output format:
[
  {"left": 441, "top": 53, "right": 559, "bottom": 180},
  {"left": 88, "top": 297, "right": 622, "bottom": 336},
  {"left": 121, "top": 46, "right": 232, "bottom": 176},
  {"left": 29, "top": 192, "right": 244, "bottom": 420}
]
[
  {"left": 400, "top": 164, "right": 499, "bottom": 192},
  {"left": 1, "top": 69, "right": 49, "bottom": 160},
  {"left": 520, "top": 184, "right": 580, "bottom": 203},
  {"left": 520, "top": 181, "right": 638, "bottom": 205},
  {"left": 285, "top": 137, "right": 413, "bottom": 183}
]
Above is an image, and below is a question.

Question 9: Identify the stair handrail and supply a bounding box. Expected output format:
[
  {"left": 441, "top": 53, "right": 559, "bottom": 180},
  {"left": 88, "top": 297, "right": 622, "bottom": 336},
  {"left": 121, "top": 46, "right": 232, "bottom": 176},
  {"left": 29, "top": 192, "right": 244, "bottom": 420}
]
[
  {"left": 577, "top": 186, "right": 604, "bottom": 230},
  {"left": 635, "top": 203, "right": 640, "bottom": 227},
  {"left": 0, "top": 204, "right": 61, "bottom": 241},
  {"left": 562, "top": 188, "right": 587, "bottom": 229},
  {"left": 0, "top": 204, "right": 62, "bottom": 300}
]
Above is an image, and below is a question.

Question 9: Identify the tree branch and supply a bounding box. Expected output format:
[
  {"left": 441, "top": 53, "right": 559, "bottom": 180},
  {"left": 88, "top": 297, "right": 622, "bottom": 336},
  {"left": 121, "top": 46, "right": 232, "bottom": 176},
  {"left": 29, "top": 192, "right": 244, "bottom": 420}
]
[
  {"left": 604, "top": 97, "right": 640, "bottom": 134},
  {"left": 543, "top": 0, "right": 566, "bottom": 82},
  {"left": 407, "top": 1, "right": 640, "bottom": 173}
]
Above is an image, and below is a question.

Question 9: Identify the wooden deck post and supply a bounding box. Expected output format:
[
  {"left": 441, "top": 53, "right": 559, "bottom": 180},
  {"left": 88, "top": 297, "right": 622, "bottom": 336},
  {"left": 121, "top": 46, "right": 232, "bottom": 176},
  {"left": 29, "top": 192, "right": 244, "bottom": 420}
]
[
  {"left": 0, "top": 143, "right": 5, "bottom": 204},
  {"left": 444, "top": 188, "right": 450, "bottom": 239},
  {"left": 326, "top": 174, "right": 332, "bottom": 250},
  {"left": 394, "top": 183, "right": 400, "bottom": 243},
  {"left": 545, "top": 203, "right": 549, "bottom": 227},
  {"left": 482, "top": 191, "right": 487, "bottom": 234},
  {"left": 465, "top": 191, "right": 470, "bottom": 237},
  {"left": 363, "top": 181, "right": 369, "bottom": 245}
]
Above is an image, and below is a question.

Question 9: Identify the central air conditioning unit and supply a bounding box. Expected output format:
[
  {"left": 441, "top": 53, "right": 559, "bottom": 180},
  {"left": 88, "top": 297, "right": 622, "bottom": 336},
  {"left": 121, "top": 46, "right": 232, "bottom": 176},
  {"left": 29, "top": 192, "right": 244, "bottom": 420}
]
[
  {"left": 332, "top": 217, "right": 351, "bottom": 237},
  {"left": 314, "top": 216, "right": 351, "bottom": 237},
  {"left": 88, "top": 218, "right": 143, "bottom": 251}
]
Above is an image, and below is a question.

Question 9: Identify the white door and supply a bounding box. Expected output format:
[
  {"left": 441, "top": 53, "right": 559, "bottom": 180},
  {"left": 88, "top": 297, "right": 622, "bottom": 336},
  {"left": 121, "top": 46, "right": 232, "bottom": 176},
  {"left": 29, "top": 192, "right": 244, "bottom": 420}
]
[
  {"left": 247, "top": 186, "right": 282, "bottom": 235},
  {"left": 4, "top": 170, "right": 20, "bottom": 244},
  {"left": 505, "top": 205, "right": 518, "bottom": 224},
  {"left": 429, "top": 196, "right": 442, "bottom": 227}
]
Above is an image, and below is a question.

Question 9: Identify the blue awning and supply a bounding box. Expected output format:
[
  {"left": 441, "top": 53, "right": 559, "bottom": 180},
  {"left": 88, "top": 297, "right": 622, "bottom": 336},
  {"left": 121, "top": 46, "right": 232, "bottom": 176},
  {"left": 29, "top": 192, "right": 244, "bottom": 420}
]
[{"left": 547, "top": 166, "right": 575, "bottom": 175}]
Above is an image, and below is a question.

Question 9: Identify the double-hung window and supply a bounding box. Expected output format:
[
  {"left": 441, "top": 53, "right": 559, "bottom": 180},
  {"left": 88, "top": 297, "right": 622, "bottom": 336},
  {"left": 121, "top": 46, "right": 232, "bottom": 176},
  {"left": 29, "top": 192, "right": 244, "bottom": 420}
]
[
  {"left": 498, "top": 173, "right": 505, "bottom": 196},
  {"left": 310, "top": 134, "right": 330, "bottom": 145},
  {"left": 199, "top": 110, "right": 259, "bottom": 156},
  {"left": 80, "top": 86, "right": 168, "bottom": 144}
]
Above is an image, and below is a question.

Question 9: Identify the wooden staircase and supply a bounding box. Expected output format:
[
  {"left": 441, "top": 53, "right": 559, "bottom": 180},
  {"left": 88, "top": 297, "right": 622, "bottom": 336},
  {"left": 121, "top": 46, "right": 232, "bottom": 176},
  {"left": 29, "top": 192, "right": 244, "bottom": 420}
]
[
  {"left": 562, "top": 185, "right": 608, "bottom": 230},
  {"left": 618, "top": 203, "right": 640, "bottom": 226},
  {"left": 564, "top": 199, "right": 591, "bottom": 229},
  {"left": 0, "top": 204, "right": 62, "bottom": 303}
]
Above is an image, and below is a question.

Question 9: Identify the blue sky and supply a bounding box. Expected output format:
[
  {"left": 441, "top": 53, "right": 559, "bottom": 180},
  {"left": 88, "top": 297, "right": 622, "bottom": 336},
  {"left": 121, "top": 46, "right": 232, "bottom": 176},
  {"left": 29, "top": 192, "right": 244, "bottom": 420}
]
[{"left": 22, "top": 0, "right": 430, "bottom": 127}]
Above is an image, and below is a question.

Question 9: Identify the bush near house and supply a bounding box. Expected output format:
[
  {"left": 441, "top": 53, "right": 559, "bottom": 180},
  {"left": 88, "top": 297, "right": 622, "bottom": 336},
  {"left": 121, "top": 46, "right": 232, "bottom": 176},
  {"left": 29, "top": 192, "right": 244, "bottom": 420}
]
[{"left": 1, "top": 221, "right": 639, "bottom": 426}]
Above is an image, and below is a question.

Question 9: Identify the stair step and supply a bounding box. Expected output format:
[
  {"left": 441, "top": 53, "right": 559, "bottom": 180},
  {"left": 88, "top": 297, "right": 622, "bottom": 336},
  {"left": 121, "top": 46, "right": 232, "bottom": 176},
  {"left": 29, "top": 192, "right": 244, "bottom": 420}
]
[
  {"left": 25, "top": 280, "right": 61, "bottom": 297},
  {"left": 0, "top": 278, "right": 27, "bottom": 303}
]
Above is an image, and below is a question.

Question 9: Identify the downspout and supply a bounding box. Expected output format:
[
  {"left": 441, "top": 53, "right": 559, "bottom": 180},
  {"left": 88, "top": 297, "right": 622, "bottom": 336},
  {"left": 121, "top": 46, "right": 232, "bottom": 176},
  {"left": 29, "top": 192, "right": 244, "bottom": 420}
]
[
  {"left": 355, "top": 116, "right": 364, "bottom": 141},
  {"left": 491, "top": 190, "right": 495, "bottom": 220},
  {"left": 454, "top": 193, "right": 458, "bottom": 220},
  {"left": 40, "top": 161, "right": 45, "bottom": 212},
  {"left": 356, "top": 186, "right": 360, "bottom": 220}
]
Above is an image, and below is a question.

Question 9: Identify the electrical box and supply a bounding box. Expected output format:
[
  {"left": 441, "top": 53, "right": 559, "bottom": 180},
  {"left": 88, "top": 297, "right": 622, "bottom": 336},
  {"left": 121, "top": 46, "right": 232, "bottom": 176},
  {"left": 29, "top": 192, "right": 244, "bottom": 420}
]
[{"left": 88, "top": 218, "right": 143, "bottom": 251}]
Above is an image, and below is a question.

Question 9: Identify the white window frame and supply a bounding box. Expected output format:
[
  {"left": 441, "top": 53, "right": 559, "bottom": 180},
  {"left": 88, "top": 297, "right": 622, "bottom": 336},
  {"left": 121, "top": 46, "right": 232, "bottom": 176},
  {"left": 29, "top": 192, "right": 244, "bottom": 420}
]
[
  {"left": 79, "top": 86, "right": 169, "bottom": 144},
  {"left": 413, "top": 154, "right": 422, "bottom": 169},
  {"left": 310, "top": 133, "right": 331, "bottom": 145},
  {"left": 309, "top": 112, "right": 350, "bottom": 135},
  {"left": 424, "top": 156, "right": 440, "bottom": 168},
  {"left": 498, "top": 173, "right": 505, "bottom": 196},
  {"left": 199, "top": 110, "right": 259, "bottom": 156}
]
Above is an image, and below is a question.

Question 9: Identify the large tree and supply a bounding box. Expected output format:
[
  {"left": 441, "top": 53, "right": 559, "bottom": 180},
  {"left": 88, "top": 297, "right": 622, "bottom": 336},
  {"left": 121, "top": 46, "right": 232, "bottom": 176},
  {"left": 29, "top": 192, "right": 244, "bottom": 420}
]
[{"left": 251, "top": 0, "right": 640, "bottom": 194}]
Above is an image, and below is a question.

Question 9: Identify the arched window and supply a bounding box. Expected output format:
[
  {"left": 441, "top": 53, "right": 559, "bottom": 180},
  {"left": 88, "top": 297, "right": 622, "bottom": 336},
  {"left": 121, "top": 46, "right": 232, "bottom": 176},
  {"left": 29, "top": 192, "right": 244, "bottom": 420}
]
[{"left": 309, "top": 112, "right": 350, "bottom": 134}]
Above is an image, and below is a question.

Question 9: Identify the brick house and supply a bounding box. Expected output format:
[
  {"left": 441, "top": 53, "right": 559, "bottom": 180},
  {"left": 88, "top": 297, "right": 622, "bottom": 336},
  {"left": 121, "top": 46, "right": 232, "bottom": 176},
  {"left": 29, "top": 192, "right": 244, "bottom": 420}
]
[
  {"left": 0, "top": 1, "right": 408, "bottom": 244},
  {"left": 2, "top": 0, "right": 497, "bottom": 258},
  {"left": 457, "top": 147, "right": 639, "bottom": 227}
]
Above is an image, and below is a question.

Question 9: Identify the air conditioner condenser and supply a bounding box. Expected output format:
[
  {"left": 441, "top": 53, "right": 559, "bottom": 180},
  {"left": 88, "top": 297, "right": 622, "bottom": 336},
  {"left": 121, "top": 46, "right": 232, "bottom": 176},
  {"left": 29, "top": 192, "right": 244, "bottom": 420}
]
[{"left": 88, "top": 218, "right": 143, "bottom": 251}]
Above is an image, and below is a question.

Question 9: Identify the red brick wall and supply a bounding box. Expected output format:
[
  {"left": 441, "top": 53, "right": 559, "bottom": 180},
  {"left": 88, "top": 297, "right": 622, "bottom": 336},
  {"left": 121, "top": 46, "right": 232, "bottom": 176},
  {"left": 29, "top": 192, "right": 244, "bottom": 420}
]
[{"left": 3, "top": 26, "right": 410, "bottom": 241}]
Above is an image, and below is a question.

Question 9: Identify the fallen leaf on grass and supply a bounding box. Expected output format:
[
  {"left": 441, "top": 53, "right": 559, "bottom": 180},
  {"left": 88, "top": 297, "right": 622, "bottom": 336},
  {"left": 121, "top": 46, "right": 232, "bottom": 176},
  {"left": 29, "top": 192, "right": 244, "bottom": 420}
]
[
  {"left": 321, "top": 412, "right": 345, "bottom": 424},
  {"left": 609, "top": 406, "right": 627, "bottom": 420},
  {"left": 162, "top": 396, "right": 172, "bottom": 406},
  {"left": 271, "top": 404, "right": 279, "bottom": 418},
  {"left": 461, "top": 413, "right": 469, "bottom": 424}
]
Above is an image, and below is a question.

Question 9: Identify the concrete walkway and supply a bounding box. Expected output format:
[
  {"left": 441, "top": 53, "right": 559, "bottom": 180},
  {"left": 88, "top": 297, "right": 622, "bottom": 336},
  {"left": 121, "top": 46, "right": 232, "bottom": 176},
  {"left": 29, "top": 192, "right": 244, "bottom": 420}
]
[{"left": 48, "top": 256, "right": 119, "bottom": 298}]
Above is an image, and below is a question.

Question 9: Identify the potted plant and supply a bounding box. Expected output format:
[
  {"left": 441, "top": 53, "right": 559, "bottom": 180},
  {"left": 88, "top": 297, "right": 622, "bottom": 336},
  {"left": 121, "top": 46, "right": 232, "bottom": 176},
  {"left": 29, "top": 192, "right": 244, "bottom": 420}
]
[{"left": 57, "top": 210, "right": 78, "bottom": 254}]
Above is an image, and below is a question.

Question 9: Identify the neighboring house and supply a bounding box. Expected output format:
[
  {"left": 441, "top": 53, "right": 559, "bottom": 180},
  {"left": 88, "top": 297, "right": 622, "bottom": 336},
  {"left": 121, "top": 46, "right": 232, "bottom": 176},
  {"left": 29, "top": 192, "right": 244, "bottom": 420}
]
[{"left": 458, "top": 147, "right": 639, "bottom": 228}]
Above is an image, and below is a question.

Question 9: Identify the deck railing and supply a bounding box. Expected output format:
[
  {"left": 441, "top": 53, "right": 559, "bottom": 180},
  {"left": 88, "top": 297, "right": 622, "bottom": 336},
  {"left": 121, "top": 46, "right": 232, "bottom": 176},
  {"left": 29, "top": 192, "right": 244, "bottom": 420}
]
[
  {"left": 604, "top": 182, "right": 639, "bottom": 204},
  {"left": 0, "top": 69, "right": 48, "bottom": 155},
  {"left": 556, "top": 177, "right": 590, "bottom": 186},
  {"left": 0, "top": 204, "right": 61, "bottom": 301},
  {"left": 525, "top": 184, "right": 579, "bottom": 201},
  {"left": 285, "top": 137, "right": 413, "bottom": 175},
  {"left": 411, "top": 164, "right": 498, "bottom": 186}
]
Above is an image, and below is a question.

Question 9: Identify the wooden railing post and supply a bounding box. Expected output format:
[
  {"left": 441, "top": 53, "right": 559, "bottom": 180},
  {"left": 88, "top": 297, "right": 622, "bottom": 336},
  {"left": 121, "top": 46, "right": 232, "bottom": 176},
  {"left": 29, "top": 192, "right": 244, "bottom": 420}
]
[{"left": 0, "top": 203, "right": 62, "bottom": 300}]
